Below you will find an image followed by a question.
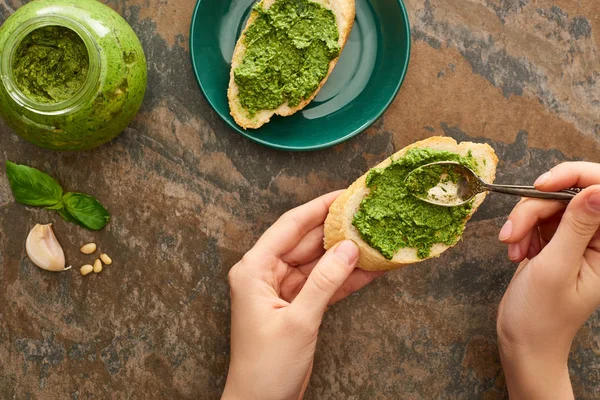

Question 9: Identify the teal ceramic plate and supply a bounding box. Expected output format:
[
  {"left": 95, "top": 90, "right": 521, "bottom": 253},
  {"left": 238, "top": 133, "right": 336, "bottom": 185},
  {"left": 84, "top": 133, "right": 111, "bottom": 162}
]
[{"left": 190, "top": 0, "right": 411, "bottom": 151}]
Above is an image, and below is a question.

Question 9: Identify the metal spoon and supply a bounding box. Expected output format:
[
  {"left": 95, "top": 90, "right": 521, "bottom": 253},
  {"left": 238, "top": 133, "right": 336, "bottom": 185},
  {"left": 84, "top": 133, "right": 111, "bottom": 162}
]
[{"left": 405, "top": 161, "right": 582, "bottom": 207}]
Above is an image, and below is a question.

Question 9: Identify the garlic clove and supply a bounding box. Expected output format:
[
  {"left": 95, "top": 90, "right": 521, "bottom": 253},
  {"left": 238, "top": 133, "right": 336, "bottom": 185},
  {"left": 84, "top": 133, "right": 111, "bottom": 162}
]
[{"left": 26, "top": 224, "right": 67, "bottom": 272}]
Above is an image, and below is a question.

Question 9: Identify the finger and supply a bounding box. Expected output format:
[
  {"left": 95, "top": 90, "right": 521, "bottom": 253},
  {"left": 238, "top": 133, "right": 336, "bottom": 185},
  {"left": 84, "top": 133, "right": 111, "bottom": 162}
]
[
  {"left": 517, "top": 229, "right": 532, "bottom": 262},
  {"left": 534, "top": 162, "right": 600, "bottom": 191},
  {"left": 279, "top": 268, "right": 309, "bottom": 302},
  {"left": 291, "top": 240, "right": 359, "bottom": 322},
  {"left": 499, "top": 198, "right": 566, "bottom": 244},
  {"left": 508, "top": 229, "right": 532, "bottom": 262},
  {"left": 228, "top": 256, "right": 285, "bottom": 302},
  {"left": 539, "top": 186, "right": 600, "bottom": 277},
  {"left": 283, "top": 260, "right": 384, "bottom": 304},
  {"left": 297, "top": 258, "right": 320, "bottom": 276},
  {"left": 279, "top": 257, "right": 328, "bottom": 302},
  {"left": 539, "top": 213, "right": 563, "bottom": 245},
  {"left": 281, "top": 225, "right": 326, "bottom": 266},
  {"left": 527, "top": 227, "right": 542, "bottom": 260},
  {"left": 328, "top": 269, "right": 385, "bottom": 305},
  {"left": 508, "top": 243, "right": 520, "bottom": 262},
  {"left": 255, "top": 191, "right": 343, "bottom": 257},
  {"left": 590, "top": 231, "right": 600, "bottom": 253}
]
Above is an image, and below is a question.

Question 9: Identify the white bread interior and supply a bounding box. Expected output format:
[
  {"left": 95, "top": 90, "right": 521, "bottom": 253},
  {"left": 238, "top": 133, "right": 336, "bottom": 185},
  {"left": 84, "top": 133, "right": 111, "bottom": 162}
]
[
  {"left": 228, "top": 0, "right": 356, "bottom": 129},
  {"left": 324, "top": 136, "right": 499, "bottom": 271}
]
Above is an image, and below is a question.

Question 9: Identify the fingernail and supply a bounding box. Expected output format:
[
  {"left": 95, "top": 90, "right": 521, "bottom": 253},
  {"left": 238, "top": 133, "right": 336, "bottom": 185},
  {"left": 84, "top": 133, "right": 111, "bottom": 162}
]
[
  {"left": 498, "top": 220, "right": 513, "bottom": 241},
  {"left": 334, "top": 240, "right": 359, "bottom": 264},
  {"left": 588, "top": 190, "right": 600, "bottom": 212},
  {"left": 508, "top": 244, "right": 520, "bottom": 261},
  {"left": 534, "top": 172, "right": 551, "bottom": 187}
]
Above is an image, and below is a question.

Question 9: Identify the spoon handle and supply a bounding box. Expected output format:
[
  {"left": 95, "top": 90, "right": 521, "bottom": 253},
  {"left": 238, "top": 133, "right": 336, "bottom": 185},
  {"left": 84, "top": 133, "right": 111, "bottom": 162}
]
[{"left": 481, "top": 183, "right": 581, "bottom": 201}]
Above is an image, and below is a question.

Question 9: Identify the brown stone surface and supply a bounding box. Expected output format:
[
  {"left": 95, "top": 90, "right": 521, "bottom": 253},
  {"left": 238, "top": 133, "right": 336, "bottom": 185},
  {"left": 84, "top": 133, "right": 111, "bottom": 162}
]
[{"left": 0, "top": 0, "right": 599, "bottom": 398}]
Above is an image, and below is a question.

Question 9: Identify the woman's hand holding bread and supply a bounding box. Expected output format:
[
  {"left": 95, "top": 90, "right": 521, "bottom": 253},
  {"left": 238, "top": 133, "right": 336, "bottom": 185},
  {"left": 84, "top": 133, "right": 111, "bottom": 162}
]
[
  {"left": 222, "top": 191, "right": 383, "bottom": 400},
  {"left": 497, "top": 162, "right": 600, "bottom": 400},
  {"left": 222, "top": 139, "right": 600, "bottom": 399}
]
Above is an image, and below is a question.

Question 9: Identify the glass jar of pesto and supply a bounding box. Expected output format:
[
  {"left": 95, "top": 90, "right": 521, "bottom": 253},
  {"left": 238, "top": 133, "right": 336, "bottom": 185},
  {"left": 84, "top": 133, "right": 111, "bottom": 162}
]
[{"left": 0, "top": 0, "right": 147, "bottom": 151}]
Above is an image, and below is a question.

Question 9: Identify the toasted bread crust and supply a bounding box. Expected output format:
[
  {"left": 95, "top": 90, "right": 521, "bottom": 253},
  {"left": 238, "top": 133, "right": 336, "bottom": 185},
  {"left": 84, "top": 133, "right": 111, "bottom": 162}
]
[
  {"left": 324, "top": 136, "right": 499, "bottom": 271},
  {"left": 228, "top": 0, "right": 356, "bottom": 129}
]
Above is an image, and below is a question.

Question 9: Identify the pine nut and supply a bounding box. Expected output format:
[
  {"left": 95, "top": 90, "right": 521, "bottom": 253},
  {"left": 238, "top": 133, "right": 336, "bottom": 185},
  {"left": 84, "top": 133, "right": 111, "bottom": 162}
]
[
  {"left": 93, "top": 259, "right": 103, "bottom": 273},
  {"left": 80, "top": 243, "right": 97, "bottom": 254},
  {"left": 80, "top": 264, "right": 93, "bottom": 276},
  {"left": 100, "top": 253, "right": 112, "bottom": 265}
]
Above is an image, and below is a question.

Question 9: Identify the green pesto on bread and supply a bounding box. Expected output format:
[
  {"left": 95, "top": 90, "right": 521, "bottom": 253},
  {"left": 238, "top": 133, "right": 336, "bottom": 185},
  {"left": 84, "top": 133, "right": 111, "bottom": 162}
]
[
  {"left": 324, "top": 136, "right": 499, "bottom": 271},
  {"left": 228, "top": 0, "right": 356, "bottom": 129}
]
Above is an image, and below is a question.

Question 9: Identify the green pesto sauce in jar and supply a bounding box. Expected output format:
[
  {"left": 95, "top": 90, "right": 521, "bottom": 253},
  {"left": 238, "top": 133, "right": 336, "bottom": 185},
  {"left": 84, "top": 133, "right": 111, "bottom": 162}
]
[
  {"left": 13, "top": 26, "right": 89, "bottom": 104},
  {"left": 352, "top": 148, "right": 479, "bottom": 260},
  {"left": 234, "top": 0, "right": 341, "bottom": 115},
  {"left": 0, "top": 0, "right": 147, "bottom": 151}
]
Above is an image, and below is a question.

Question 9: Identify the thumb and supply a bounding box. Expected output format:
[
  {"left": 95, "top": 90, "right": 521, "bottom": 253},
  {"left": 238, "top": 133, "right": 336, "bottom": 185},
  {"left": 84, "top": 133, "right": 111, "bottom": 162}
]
[
  {"left": 540, "top": 186, "right": 600, "bottom": 277},
  {"left": 291, "top": 240, "right": 359, "bottom": 322}
]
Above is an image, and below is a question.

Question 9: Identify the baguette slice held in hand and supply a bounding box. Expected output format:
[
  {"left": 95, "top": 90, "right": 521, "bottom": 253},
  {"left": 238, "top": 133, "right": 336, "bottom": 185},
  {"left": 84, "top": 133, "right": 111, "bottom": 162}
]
[
  {"left": 228, "top": 0, "right": 356, "bottom": 129},
  {"left": 324, "top": 136, "right": 499, "bottom": 271}
]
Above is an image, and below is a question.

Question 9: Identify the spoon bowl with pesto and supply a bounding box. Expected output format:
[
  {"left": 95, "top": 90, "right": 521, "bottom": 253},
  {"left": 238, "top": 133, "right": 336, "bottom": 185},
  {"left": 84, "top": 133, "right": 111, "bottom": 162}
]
[{"left": 405, "top": 162, "right": 581, "bottom": 207}]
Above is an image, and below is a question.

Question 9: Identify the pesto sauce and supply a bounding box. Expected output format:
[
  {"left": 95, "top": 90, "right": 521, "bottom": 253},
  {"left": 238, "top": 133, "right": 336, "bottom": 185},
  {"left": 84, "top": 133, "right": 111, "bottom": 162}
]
[
  {"left": 405, "top": 164, "right": 464, "bottom": 201},
  {"left": 352, "top": 148, "right": 479, "bottom": 260},
  {"left": 12, "top": 26, "right": 89, "bottom": 104},
  {"left": 234, "top": 0, "right": 341, "bottom": 115}
]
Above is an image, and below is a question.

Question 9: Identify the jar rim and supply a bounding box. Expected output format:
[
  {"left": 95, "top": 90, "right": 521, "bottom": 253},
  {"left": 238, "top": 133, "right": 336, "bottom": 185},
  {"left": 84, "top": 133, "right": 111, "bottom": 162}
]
[{"left": 0, "top": 15, "right": 101, "bottom": 115}]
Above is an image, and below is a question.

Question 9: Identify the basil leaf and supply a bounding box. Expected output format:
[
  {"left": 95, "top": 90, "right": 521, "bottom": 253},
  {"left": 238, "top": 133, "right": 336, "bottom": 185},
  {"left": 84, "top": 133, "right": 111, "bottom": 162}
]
[
  {"left": 62, "top": 192, "right": 110, "bottom": 231},
  {"left": 5, "top": 161, "right": 63, "bottom": 206},
  {"left": 47, "top": 200, "right": 79, "bottom": 224},
  {"left": 45, "top": 200, "right": 64, "bottom": 211},
  {"left": 58, "top": 207, "right": 79, "bottom": 224}
]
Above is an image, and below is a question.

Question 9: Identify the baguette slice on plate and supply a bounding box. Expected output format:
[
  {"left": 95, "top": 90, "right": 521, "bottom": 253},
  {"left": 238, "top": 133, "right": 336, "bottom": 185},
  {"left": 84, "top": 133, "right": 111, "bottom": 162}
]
[
  {"left": 324, "top": 136, "right": 499, "bottom": 271},
  {"left": 228, "top": 0, "right": 355, "bottom": 129}
]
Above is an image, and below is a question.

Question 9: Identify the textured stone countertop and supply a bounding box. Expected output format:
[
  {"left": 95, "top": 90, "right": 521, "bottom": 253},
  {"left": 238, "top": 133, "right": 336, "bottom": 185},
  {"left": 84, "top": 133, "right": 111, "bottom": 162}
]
[{"left": 1, "top": 0, "right": 599, "bottom": 398}]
